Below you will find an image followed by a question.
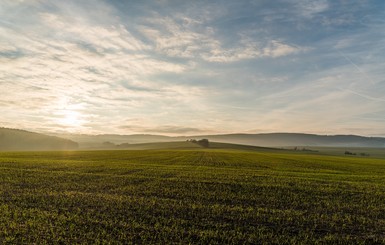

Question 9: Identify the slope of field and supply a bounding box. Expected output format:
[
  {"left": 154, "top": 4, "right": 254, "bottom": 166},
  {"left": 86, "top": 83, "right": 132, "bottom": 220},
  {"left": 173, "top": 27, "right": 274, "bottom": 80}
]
[
  {"left": 116, "top": 141, "right": 203, "bottom": 150},
  {"left": 0, "top": 128, "right": 78, "bottom": 151},
  {"left": 0, "top": 149, "right": 384, "bottom": 243},
  {"left": 290, "top": 146, "right": 385, "bottom": 159}
]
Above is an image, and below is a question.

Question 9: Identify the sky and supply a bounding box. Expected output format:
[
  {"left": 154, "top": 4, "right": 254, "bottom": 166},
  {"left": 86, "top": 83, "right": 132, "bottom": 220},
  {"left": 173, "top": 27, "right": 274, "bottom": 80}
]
[{"left": 1, "top": 0, "right": 385, "bottom": 136}]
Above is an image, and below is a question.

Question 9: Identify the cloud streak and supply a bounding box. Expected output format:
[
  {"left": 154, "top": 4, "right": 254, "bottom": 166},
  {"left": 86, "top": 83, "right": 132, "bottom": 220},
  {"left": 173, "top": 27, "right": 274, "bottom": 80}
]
[{"left": 140, "top": 14, "right": 306, "bottom": 62}]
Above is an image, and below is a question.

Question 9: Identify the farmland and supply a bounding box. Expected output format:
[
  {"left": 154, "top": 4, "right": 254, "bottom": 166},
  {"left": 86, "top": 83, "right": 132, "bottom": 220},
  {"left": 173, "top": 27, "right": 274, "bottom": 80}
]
[{"left": 0, "top": 146, "right": 384, "bottom": 244}]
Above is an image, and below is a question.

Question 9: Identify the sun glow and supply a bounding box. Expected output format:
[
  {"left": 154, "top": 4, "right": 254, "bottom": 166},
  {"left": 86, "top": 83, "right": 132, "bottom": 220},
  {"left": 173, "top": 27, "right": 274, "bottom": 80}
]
[{"left": 58, "top": 110, "right": 83, "bottom": 127}]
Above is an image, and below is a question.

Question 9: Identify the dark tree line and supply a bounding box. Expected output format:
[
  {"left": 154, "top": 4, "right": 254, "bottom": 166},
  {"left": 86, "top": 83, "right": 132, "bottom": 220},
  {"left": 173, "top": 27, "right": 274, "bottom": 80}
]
[{"left": 187, "top": 138, "right": 210, "bottom": 148}]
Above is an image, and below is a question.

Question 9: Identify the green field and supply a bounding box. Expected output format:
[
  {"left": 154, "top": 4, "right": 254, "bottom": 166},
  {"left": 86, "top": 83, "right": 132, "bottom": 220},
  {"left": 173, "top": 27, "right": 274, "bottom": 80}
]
[{"left": 0, "top": 146, "right": 385, "bottom": 244}]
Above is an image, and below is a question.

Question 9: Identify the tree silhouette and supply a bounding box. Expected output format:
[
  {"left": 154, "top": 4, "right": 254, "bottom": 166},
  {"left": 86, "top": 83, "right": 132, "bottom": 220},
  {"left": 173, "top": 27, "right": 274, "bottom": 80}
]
[{"left": 197, "top": 139, "right": 209, "bottom": 148}]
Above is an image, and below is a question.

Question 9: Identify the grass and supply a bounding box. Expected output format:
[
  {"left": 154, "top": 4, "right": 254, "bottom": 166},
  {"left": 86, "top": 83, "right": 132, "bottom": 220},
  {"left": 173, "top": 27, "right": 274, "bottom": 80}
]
[{"left": 0, "top": 147, "right": 384, "bottom": 244}]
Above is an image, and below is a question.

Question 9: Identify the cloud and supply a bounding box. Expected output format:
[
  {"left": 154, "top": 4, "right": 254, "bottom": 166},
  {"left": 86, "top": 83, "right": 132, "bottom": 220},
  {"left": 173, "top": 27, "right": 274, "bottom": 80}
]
[
  {"left": 120, "top": 125, "right": 204, "bottom": 135},
  {"left": 0, "top": 1, "right": 195, "bottom": 133},
  {"left": 204, "top": 39, "right": 305, "bottom": 62},
  {"left": 139, "top": 15, "right": 215, "bottom": 59},
  {"left": 294, "top": 0, "right": 329, "bottom": 18},
  {"left": 140, "top": 14, "right": 307, "bottom": 63},
  {"left": 40, "top": 13, "right": 150, "bottom": 52}
]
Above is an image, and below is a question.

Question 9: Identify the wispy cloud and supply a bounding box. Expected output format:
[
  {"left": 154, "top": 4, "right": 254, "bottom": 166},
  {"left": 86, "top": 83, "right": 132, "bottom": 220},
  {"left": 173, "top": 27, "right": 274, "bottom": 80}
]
[
  {"left": 120, "top": 124, "right": 205, "bottom": 135},
  {"left": 295, "top": 0, "right": 329, "bottom": 18},
  {"left": 140, "top": 14, "right": 306, "bottom": 62}
]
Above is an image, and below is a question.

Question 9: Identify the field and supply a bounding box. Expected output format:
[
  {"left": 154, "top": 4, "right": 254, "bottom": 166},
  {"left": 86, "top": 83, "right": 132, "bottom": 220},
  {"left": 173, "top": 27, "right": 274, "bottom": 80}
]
[{"left": 0, "top": 145, "right": 385, "bottom": 244}]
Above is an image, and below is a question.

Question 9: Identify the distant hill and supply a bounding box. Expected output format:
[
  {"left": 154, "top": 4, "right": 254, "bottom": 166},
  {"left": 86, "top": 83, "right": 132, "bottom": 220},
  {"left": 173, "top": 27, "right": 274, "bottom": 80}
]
[
  {"left": 200, "top": 133, "right": 385, "bottom": 147},
  {"left": 55, "top": 132, "right": 385, "bottom": 148},
  {"left": 0, "top": 128, "right": 78, "bottom": 151},
  {"left": 197, "top": 133, "right": 385, "bottom": 147},
  {"left": 54, "top": 134, "right": 174, "bottom": 149},
  {"left": 58, "top": 134, "right": 172, "bottom": 146},
  {"left": 3, "top": 127, "right": 384, "bottom": 151}
]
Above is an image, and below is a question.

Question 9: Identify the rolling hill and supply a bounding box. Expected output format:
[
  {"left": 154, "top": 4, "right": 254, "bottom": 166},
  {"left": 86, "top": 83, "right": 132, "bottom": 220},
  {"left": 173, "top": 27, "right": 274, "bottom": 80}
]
[
  {"left": 3, "top": 127, "right": 385, "bottom": 150},
  {"left": 56, "top": 132, "right": 385, "bottom": 148},
  {"left": 195, "top": 133, "right": 385, "bottom": 147},
  {"left": 0, "top": 128, "right": 78, "bottom": 151}
]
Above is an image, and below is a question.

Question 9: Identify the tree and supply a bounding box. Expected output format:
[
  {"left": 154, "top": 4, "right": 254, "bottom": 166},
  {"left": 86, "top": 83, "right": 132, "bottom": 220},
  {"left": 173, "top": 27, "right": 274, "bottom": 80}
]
[
  {"left": 197, "top": 139, "right": 209, "bottom": 148},
  {"left": 102, "top": 141, "right": 116, "bottom": 149}
]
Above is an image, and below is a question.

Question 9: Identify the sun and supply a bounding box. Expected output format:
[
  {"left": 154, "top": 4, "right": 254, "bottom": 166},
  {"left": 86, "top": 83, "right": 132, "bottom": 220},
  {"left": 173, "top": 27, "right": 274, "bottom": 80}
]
[
  {"left": 53, "top": 98, "right": 88, "bottom": 132},
  {"left": 58, "top": 110, "right": 83, "bottom": 127}
]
